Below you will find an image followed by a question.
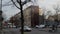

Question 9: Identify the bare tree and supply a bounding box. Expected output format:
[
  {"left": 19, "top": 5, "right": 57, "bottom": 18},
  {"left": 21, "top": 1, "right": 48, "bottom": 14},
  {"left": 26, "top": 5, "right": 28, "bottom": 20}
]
[
  {"left": 11, "top": 0, "right": 31, "bottom": 34},
  {"left": 50, "top": 4, "right": 60, "bottom": 31},
  {"left": 11, "top": 0, "right": 31, "bottom": 9},
  {"left": 53, "top": 4, "right": 60, "bottom": 20},
  {"left": 42, "top": 7, "right": 52, "bottom": 19},
  {"left": 2, "top": 0, "right": 13, "bottom": 7}
]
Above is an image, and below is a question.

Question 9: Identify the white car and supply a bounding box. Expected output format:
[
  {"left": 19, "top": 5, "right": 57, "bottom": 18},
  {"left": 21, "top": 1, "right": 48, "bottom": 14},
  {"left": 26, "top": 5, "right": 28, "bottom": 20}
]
[
  {"left": 20, "top": 26, "right": 32, "bottom": 31},
  {"left": 8, "top": 23, "right": 16, "bottom": 28},
  {"left": 9, "top": 25, "right": 16, "bottom": 28},
  {"left": 36, "top": 25, "right": 45, "bottom": 28}
]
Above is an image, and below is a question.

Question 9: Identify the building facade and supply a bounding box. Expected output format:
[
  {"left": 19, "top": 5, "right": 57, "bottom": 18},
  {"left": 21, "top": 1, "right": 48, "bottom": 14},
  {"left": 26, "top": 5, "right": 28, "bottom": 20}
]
[{"left": 9, "top": 5, "right": 42, "bottom": 27}]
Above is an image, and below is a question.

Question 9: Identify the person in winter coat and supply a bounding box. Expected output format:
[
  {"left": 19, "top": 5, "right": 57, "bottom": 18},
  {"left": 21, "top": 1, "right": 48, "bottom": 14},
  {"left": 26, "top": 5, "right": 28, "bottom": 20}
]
[{"left": 0, "top": 10, "right": 4, "bottom": 30}]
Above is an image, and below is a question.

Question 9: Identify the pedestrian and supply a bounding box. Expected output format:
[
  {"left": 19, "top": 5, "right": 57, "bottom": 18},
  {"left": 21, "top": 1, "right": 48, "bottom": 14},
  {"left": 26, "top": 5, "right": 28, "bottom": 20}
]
[
  {"left": 52, "top": 24, "right": 55, "bottom": 32},
  {"left": 0, "top": 10, "right": 4, "bottom": 34},
  {"left": 54, "top": 19, "right": 59, "bottom": 31},
  {"left": 0, "top": 10, "right": 4, "bottom": 30}
]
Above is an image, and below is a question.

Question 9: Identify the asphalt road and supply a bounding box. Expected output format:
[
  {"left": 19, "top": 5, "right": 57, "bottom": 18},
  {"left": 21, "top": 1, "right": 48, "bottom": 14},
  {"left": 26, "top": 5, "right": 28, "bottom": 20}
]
[{"left": 0, "top": 28, "right": 60, "bottom": 34}]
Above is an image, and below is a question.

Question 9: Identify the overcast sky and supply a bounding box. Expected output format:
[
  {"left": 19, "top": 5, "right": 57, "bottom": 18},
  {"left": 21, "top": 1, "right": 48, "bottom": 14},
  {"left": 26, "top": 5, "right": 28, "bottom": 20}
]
[{"left": 1, "top": 0, "right": 60, "bottom": 20}]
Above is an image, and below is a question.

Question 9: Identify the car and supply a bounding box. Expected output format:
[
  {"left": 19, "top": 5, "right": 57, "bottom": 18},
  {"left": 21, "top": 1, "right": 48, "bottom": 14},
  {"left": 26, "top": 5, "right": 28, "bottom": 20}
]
[
  {"left": 57, "top": 25, "right": 60, "bottom": 28},
  {"left": 36, "top": 25, "right": 45, "bottom": 28},
  {"left": 9, "top": 25, "right": 16, "bottom": 28},
  {"left": 8, "top": 23, "right": 16, "bottom": 28},
  {"left": 19, "top": 26, "right": 32, "bottom": 32},
  {"left": 49, "top": 25, "right": 52, "bottom": 28}
]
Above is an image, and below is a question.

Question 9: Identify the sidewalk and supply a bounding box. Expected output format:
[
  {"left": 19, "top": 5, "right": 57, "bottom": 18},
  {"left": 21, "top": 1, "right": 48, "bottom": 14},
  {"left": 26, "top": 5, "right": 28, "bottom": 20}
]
[
  {"left": 0, "top": 28, "right": 60, "bottom": 34},
  {"left": 38, "top": 27, "right": 60, "bottom": 32},
  {"left": 0, "top": 28, "right": 20, "bottom": 34}
]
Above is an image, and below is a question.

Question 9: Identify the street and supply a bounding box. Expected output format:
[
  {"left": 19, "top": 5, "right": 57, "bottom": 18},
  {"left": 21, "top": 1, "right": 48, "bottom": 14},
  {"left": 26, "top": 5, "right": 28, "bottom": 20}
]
[{"left": 0, "top": 28, "right": 60, "bottom": 34}]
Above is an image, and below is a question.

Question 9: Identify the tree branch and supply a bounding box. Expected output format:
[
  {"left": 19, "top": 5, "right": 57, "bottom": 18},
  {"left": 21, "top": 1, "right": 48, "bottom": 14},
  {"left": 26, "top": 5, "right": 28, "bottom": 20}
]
[
  {"left": 11, "top": 0, "right": 20, "bottom": 9},
  {"left": 22, "top": 0, "right": 31, "bottom": 5},
  {"left": 17, "top": 0, "right": 20, "bottom": 4},
  {"left": 11, "top": 0, "right": 31, "bottom": 9}
]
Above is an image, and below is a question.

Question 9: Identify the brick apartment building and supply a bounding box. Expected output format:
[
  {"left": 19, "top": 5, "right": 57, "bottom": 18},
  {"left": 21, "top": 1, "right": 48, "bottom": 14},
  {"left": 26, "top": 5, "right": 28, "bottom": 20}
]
[{"left": 9, "top": 5, "right": 43, "bottom": 27}]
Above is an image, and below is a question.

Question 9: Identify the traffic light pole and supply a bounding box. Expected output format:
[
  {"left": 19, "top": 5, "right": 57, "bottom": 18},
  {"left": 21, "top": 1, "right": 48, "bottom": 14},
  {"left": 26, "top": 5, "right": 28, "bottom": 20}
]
[{"left": 20, "top": 0, "right": 24, "bottom": 34}]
